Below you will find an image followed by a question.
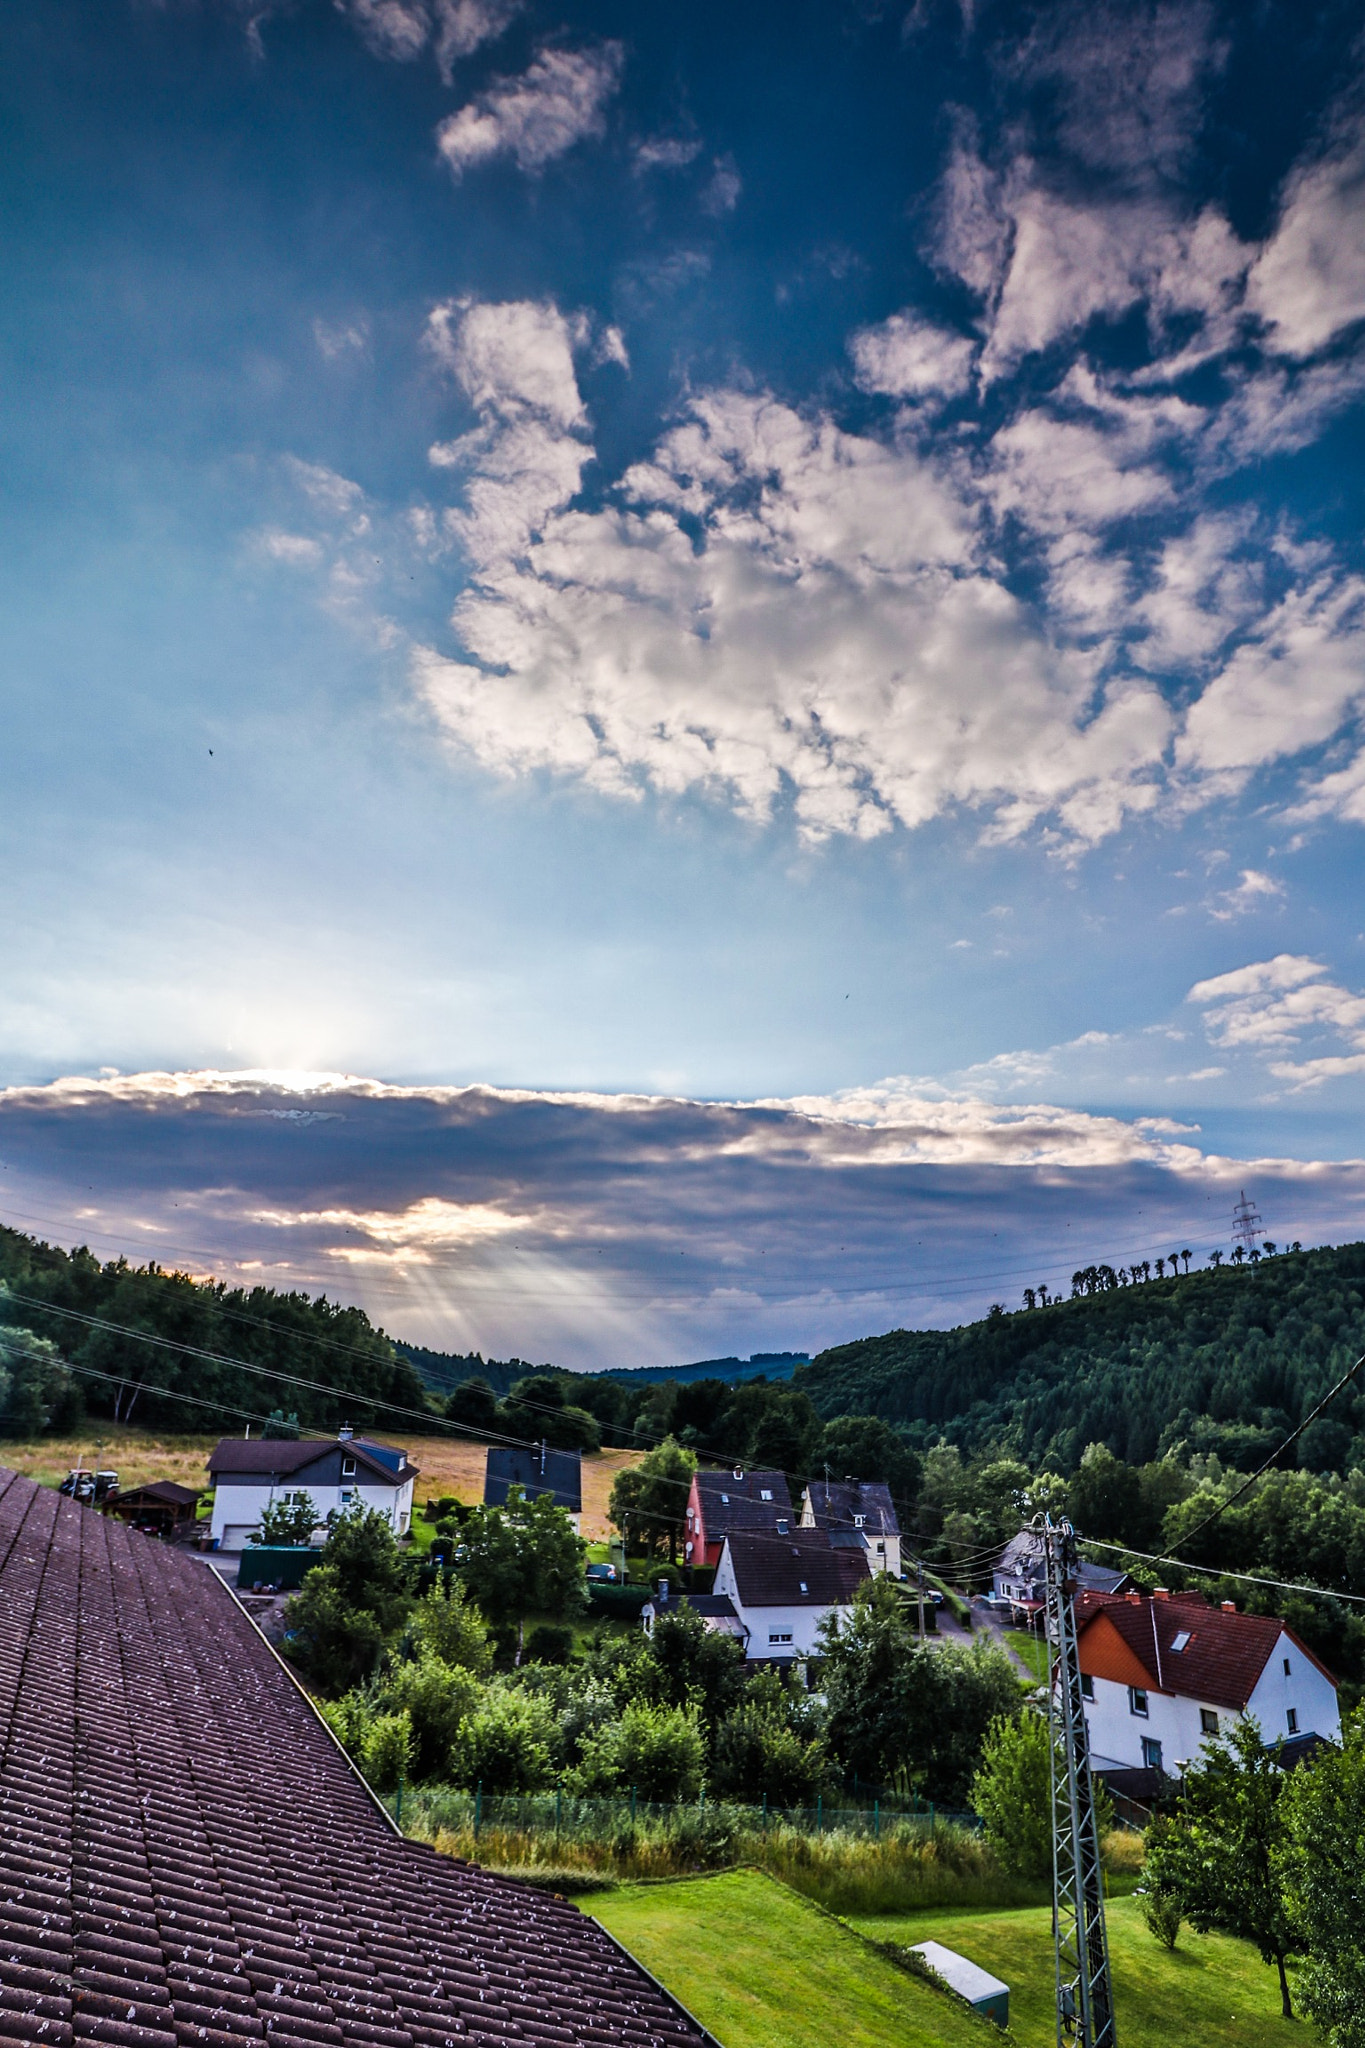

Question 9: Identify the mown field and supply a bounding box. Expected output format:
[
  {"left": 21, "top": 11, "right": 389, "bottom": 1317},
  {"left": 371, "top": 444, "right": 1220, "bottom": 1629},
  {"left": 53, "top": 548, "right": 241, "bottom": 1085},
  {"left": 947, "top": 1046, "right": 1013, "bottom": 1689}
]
[
  {"left": 0, "top": 1428, "right": 642, "bottom": 1540},
  {"left": 591, "top": 1872, "right": 1298, "bottom": 2048}
]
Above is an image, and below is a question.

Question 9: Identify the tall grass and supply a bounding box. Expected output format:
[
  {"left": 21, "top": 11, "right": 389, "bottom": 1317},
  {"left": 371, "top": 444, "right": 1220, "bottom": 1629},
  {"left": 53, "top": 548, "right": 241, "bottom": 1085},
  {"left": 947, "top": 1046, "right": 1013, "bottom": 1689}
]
[{"left": 404, "top": 1791, "right": 1054, "bottom": 1914}]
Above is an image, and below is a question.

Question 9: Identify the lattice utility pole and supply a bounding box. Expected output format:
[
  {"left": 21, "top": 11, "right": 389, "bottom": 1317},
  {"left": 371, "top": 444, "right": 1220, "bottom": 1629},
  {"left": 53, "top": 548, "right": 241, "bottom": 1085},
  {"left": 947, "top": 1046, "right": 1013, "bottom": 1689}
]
[
  {"left": 1035, "top": 1514, "right": 1116, "bottom": 2048},
  {"left": 1232, "top": 1188, "right": 1264, "bottom": 1256}
]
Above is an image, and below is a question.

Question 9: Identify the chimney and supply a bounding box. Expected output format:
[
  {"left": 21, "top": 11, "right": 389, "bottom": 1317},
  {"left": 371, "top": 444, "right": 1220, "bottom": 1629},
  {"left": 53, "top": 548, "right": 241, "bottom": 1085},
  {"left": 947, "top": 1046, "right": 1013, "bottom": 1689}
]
[
  {"left": 338, "top": 1422, "right": 354, "bottom": 1443},
  {"left": 1221, "top": 1600, "right": 1237, "bottom": 1613},
  {"left": 1153, "top": 1587, "right": 1169, "bottom": 1600},
  {"left": 1126, "top": 1590, "right": 1142, "bottom": 1604}
]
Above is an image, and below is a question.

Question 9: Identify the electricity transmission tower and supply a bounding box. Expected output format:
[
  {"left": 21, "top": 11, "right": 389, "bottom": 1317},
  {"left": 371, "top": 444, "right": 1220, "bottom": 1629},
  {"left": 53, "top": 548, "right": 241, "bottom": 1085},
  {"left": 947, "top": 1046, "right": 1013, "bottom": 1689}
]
[
  {"left": 1232, "top": 1188, "right": 1264, "bottom": 1256},
  {"left": 1035, "top": 1514, "right": 1116, "bottom": 2048}
]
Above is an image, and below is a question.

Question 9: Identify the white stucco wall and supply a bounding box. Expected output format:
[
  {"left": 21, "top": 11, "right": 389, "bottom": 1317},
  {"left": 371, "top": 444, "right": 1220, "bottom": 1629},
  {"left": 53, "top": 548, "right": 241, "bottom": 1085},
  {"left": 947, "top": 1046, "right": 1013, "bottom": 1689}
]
[
  {"left": 1082, "top": 1629, "right": 1340, "bottom": 1772},
  {"left": 209, "top": 1473, "right": 414, "bottom": 1549}
]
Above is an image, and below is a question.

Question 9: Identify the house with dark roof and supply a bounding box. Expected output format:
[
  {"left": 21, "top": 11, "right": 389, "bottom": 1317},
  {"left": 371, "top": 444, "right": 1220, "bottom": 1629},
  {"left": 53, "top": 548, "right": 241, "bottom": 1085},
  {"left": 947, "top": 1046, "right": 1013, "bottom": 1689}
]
[
  {"left": 993, "top": 1528, "right": 1130, "bottom": 1614},
  {"left": 207, "top": 1427, "right": 418, "bottom": 1549},
  {"left": 0, "top": 1463, "right": 709, "bottom": 2048},
  {"left": 484, "top": 1442, "right": 583, "bottom": 1526},
  {"left": 1075, "top": 1587, "right": 1341, "bottom": 1784},
  {"left": 640, "top": 1586, "right": 750, "bottom": 1648},
  {"left": 799, "top": 1477, "right": 902, "bottom": 1578},
  {"left": 713, "top": 1526, "right": 868, "bottom": 1662},
  {"left": 684, "top": 1466, "right": 793, "bottom": 1568}
]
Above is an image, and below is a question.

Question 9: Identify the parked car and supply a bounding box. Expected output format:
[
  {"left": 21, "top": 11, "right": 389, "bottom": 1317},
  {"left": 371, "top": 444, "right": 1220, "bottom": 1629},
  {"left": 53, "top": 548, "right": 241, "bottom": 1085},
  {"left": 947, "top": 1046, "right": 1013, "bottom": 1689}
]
[{"left": 585, "top": 1561, "right": 619, "bottom": 1582}]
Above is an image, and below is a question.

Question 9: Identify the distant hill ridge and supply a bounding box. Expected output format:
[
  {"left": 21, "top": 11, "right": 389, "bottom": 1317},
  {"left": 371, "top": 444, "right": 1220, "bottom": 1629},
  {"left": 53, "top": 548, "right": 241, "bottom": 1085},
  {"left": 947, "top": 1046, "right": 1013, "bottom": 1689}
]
[
  {"left": 796, "top": 1241, "right": 1365, "bottom": 1474},
  {"left": 397, "top": 1345, "right": 806, "bottom": 1395}
]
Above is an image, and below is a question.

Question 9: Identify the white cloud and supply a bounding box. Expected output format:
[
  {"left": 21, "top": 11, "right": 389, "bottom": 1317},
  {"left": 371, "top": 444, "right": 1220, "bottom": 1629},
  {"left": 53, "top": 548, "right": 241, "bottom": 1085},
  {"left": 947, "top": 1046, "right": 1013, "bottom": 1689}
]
[
  {"left": 1175, "top": 573, "right": 1365, "bottom": 788},
  {"left": 1131, "top": 513, "right": 1261, "bottom": 670},
  {"left": 700, "top": 155, "right": 742, "bottom": 215},
  {"left": 336, "top": 0, "right": 522, "bottom": 76},
  {"left": 1209, "top": 868, "right": 1284, "bottom": 921},
  {"left": 313, "top": 316, "right": 369, "bottom": 361},
  {"left": 594, "top": 324, "right": 630, "bottom": 372},
  {"left": 283, "top": 456, "right": 366, "bottom": 517},
  {"left": 633, "top": 135, "right": 703, "bottom": 174},
  {"left": 436, "top": 42, "right": 623, "bottom": 178},
  {"left": 848, "top": 311, "right": 975, "bottom": 402},
  {"left": 414, "top": 299, "right": 1174, "bottom": 846},
  {"left": 256, "top": 529, "right": 324, "bottom": 566},
  {"left": 1247, "top": 125, "right": 1365, "bottom": 357},
  {"left": 1188, "top": 955, "right": 1365, "bottom": 1086}
]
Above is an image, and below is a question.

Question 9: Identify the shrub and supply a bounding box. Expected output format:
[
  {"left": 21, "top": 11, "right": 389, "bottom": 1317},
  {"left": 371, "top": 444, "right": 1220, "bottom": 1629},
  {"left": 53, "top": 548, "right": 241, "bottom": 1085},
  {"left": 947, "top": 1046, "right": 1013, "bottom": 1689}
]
[
  {"left": 570, "top": 1700, "right": 706, "bottom": 1802},
  {"left": 410, "top": 1581, "right": 492, "bottom": 1674},
  {"left": 362, "top": 1710, "right": 415, "bottom": 1794},
  {"left": 709, "top": 1699, "right": 827, "bottom": 1807},
  {"left": 971, "top": 1709, "right": 1053, "bottom": 1879},
  {"left": 450, "top": 1686, "right": 559, "bottom": 1793},
  {"left": 524, "top": 1624, "right": 575, "bottom": 1666},
  {"left": 386, "top": 1655, "right": 484, "bottom": 1781},
  {"left": 284, "top": 1566, "right": 386, "bottom": 1695}
]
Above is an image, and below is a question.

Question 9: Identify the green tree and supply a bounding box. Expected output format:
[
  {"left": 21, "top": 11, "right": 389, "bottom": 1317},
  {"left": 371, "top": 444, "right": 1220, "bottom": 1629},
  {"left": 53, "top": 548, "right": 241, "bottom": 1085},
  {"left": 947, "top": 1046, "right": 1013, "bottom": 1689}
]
[
  {"left": 361, "top": 1709, "right": 414, "bottom": 1794},
  {"left": 1143, "top": 1716, "right": 1300, "bottom": 2017},
  {"left": 252, "top": 1491, "right": 319, "bottom": 1545},
  {"left": 449, "top": 1685, "right": 559, "bottom": 1792},
  {"left": 446, "top": 1377, "right": 500, "bottom": 1434},
  {"left": 457, "top": 1488, "right": 587, "bottom": 1662},
  {"left": 646, "top": 1600, "right": 747, "bottom": 1729},
  {"left": 709, "top": 1676, "right": 827, "bottom": 1807},
  {"left": 570, "top": 1699, "right": 706, "bottom": 1801},
  {"left": 970, "top": 1710, "right": 1053, "bottom": 1879},
  {"left": 410, "top": 1579, "right": 493, "bottom": 1673},
  {"left": 1137, "top": 1814, "right": 1185, "bottom": 1950},
  {"left": 385, "top": 1653, "right": 483, "bottom": 1780},
  {"left": 318, "top": 1505, "right": 413, "bottom": 1634},
  {"left": 0, "top": 1329, "right": 81, "bottom": 1436},
  {"left": 816, "top": 1414, "right": 921, "bottom": 1503},
  {"left": 608, "top": 1436, "right": 697, "bottom": 1562},
  {"left": 1281, "top": 1711, "right": 1365, "bottom": 2047},
  {"left": 284, "top": 1566, "right": 387, "bottom": 1694},
  {"left": 820, "top": 1577, "right": 1021, "bottom": 1805}
]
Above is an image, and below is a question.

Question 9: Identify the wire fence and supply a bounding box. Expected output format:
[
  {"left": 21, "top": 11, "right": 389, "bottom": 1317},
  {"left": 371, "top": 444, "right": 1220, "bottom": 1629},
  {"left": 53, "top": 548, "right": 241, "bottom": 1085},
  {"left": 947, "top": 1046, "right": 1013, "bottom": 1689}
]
[{"left": 396, "top": 1784, "right": 980, "bottom": 1840}]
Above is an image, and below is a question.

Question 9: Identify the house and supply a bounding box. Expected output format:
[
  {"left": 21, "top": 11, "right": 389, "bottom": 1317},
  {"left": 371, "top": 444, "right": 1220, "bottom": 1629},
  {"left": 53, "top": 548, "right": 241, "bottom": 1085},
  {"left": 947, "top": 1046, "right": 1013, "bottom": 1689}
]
[
  {"left": 799, "top": 1477, "right": 902, "bottom": 1577},
  {"left": 993, "top": 1528, "right": 1130, "bottom": 1616},
  {"left": 484, "top": 1443, "right": 583, "bottom": 1528},
  {"left": 1075, "top": 1587, "right": 1341, "bottom": 1785},
  {"left": 684, "top": 1466, "right": 793, "bottom": 1569},
  {"left": 640, "top": 1585, "right": 750, "bottom": 1648},
  {"left": 0, "top": 1462, "right": 709, "bottom": 2048},
  {"left": 206, "top": 1427, "right": 417, "bottom": 1549},
  {"left": 711, "top": 1526, "right": 868, "bottom": 1661},
  {"left": 106, "top": 1479, "right": 201, "bottom": 1536}
]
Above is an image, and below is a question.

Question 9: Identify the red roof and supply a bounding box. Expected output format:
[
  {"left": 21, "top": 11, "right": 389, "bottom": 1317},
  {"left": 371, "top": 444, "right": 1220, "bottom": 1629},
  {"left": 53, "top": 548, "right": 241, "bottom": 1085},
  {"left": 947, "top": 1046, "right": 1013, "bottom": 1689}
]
[
  {"left": 0, "top": 1465, "right": 704, "bottom": 2048},
  {"left": 1075, "top": 1589, "right": 1336, "bottom": 1711}
]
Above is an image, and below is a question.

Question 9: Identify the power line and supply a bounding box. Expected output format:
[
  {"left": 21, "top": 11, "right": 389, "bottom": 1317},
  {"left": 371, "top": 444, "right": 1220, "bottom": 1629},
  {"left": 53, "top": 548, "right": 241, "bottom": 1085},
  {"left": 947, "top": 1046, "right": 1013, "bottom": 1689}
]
[{"left": 1080, "top": 1536, "right": 1365, "bottom": 1610}]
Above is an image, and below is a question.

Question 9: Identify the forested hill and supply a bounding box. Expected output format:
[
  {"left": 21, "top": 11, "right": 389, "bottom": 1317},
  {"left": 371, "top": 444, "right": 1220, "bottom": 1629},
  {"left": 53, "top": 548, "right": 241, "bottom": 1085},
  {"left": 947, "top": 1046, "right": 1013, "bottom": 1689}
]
[
  {"left": 797, "top": 1242, "right": 1365, "bottom": 1475},
  {"left": 0, "top": 1225, "right": 429, "bottom": 1436}
]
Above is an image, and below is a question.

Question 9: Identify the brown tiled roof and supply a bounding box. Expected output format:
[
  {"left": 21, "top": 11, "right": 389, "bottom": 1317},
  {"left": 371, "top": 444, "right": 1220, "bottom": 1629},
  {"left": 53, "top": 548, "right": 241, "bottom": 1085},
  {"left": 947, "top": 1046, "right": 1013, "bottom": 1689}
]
[
  {"left": 116, "top": 1481, "right": 202, "bottom": 1508},
  {"left": 724, "top": 1527, "right": 868, "bottom": 1607},
  {"left": 1075, "top": 1589, "right": 1337, "bottom": 1712},
  {"left": 0, "top": 1465, "right": 705, "bottom": 2048},
  {"left": 208, "top": 1437, "right": 419, "bottom": 1485},
  {"left": 694, "top": 1469, "right": 793, "bottom": 1539}
]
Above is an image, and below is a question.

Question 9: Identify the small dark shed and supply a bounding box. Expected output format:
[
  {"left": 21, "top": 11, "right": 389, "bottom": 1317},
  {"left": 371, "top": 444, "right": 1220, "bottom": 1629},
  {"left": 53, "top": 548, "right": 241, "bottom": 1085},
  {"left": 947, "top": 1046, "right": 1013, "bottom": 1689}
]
[{"left": 107, "top": 1480, "right": 202, "bottom": 1533}]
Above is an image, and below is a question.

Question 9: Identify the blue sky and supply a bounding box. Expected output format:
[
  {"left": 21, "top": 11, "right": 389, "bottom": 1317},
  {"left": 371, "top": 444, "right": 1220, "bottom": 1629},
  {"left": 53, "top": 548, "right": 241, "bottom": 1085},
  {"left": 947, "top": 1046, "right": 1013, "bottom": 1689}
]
[{"left": 4, "top": 0, "right": 1365, "bottom": 1364}]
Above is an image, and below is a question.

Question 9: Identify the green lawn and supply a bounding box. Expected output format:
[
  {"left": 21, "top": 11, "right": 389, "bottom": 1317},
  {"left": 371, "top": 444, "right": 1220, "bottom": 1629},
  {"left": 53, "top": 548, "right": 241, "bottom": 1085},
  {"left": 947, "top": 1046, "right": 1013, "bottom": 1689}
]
[
  {"left": 850, "top": 1895, "right": 1297, "bottom": 2048},
  {"left": 590, "top": 1870, "right": 993, "bottom": 2048},
  {"left": 1003, "top": 1630, "right": 1048, "bottom": 1683}
]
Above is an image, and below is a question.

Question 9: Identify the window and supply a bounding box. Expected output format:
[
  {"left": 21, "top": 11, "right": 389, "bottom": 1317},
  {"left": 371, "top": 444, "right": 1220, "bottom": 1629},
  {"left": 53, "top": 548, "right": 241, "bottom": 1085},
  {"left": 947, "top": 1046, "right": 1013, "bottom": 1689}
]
[
  {"left": 1171, "top": 1630, "right": 1192, "bottom": 1652},
  {"left": 339, "top": 1489, "right": 353, "bottom": 1505},
  {"left": 1200, "top": 1708, "right": 1219, "bottom": 1736},
  {"left": 1142, "top": 1737, "right": 1163, "bottom": 1771},
  {"left": 1129, "top": 1686, "right": 1149, "bottom": 1717},
  {"left": 1080, "top": 1673, "right": 1094, "bottom": 1700},
  {"left": 1286, "top": 1708, "right": 1299, "bottom": 1734},
  {"left": 798, "top": 1580, "right": 809, "bottom": 1594},
  {"left": 341, "top": 1456, "right": 356, "bottom": 1479},
  {"left": 760, "top": 1488, "right": 773, "bottom": 1501},
  {"left": 1283, "top": 1656, "right": 1292, "bottom": 1675},
  {"left": 854, "top": 1514, "right": 866, "bottom": 1528},
  {"left": 776, "top": 1520, "right": 790, "bottom": 1536},
  {"left": 769, "top": 1631, "right": 793, "bottom": 1645},
  {"left": 720, "top": 1492, "right": 730, "bottom": 1505}
]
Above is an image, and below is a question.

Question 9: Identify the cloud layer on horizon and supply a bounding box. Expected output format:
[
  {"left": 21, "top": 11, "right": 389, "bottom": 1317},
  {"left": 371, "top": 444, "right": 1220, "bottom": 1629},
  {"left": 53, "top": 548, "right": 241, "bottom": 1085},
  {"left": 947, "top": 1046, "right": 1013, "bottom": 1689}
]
[{"left": 2, "top": 1067, "right": 1361, "bottom": 1369}]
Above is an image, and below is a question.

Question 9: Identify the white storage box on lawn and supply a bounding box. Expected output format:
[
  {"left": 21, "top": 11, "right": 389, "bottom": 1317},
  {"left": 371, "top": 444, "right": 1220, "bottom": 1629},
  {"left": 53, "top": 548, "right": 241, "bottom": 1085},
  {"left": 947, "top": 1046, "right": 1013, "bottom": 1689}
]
[{"left": 911, "top": 1941, "right": 1009, "bottom": 2028}]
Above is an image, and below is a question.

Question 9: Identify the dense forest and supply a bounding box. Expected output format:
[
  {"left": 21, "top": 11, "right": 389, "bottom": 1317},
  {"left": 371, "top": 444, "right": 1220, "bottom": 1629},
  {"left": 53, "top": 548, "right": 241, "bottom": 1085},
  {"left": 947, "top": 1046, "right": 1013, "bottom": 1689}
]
[
  {"left": 0, "top": 1226, "right": 429, "bottom": 1435},
  {"left": 797, "top": 1242, "right": 1365, "bottom": 1476}
]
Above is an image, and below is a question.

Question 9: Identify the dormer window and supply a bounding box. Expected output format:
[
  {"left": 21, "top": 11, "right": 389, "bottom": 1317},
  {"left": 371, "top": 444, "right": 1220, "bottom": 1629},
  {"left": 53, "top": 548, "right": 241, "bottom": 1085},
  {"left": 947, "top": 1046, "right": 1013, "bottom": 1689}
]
[
  {"left": 1171, "top": 1630, "right": 1192, "bottom": 1652},
  {"left": 341, "top": 1456, "right": 357, "bottom": 1478},
  {"left": 776, "top": 1520, "right": 789, "bottom": 1536},
  {"left": 853, "top": 1514, "right": 865, "bottom": 1528}
]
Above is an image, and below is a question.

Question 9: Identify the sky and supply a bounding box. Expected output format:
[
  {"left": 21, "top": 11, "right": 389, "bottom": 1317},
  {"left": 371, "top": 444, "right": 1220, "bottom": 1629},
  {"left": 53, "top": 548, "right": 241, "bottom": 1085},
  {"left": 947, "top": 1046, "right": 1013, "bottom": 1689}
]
[{"left": 4, "top": 0, "right": 1365, "bottom": 1366}]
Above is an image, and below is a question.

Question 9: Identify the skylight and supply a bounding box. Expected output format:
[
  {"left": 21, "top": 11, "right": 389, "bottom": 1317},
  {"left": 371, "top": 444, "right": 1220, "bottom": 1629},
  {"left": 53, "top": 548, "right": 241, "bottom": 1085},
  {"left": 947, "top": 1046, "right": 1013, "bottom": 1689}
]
[
  {"left": 760, "top": 1488, "right": 773, "bottom": 1500},
  {"left": 799, "top": 1581, "right": 808, "bottom": 1593},
  {"left": 1171, "top": 1630, "right": 1192, "bottom": 1652}
]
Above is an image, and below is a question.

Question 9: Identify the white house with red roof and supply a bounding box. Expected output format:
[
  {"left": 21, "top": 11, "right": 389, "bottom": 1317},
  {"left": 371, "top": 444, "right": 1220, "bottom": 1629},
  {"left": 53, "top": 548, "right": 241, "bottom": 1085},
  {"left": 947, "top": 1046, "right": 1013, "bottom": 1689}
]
[{"left": 1075, "top": 1587, "right": 1340, "bottom": 1780}]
